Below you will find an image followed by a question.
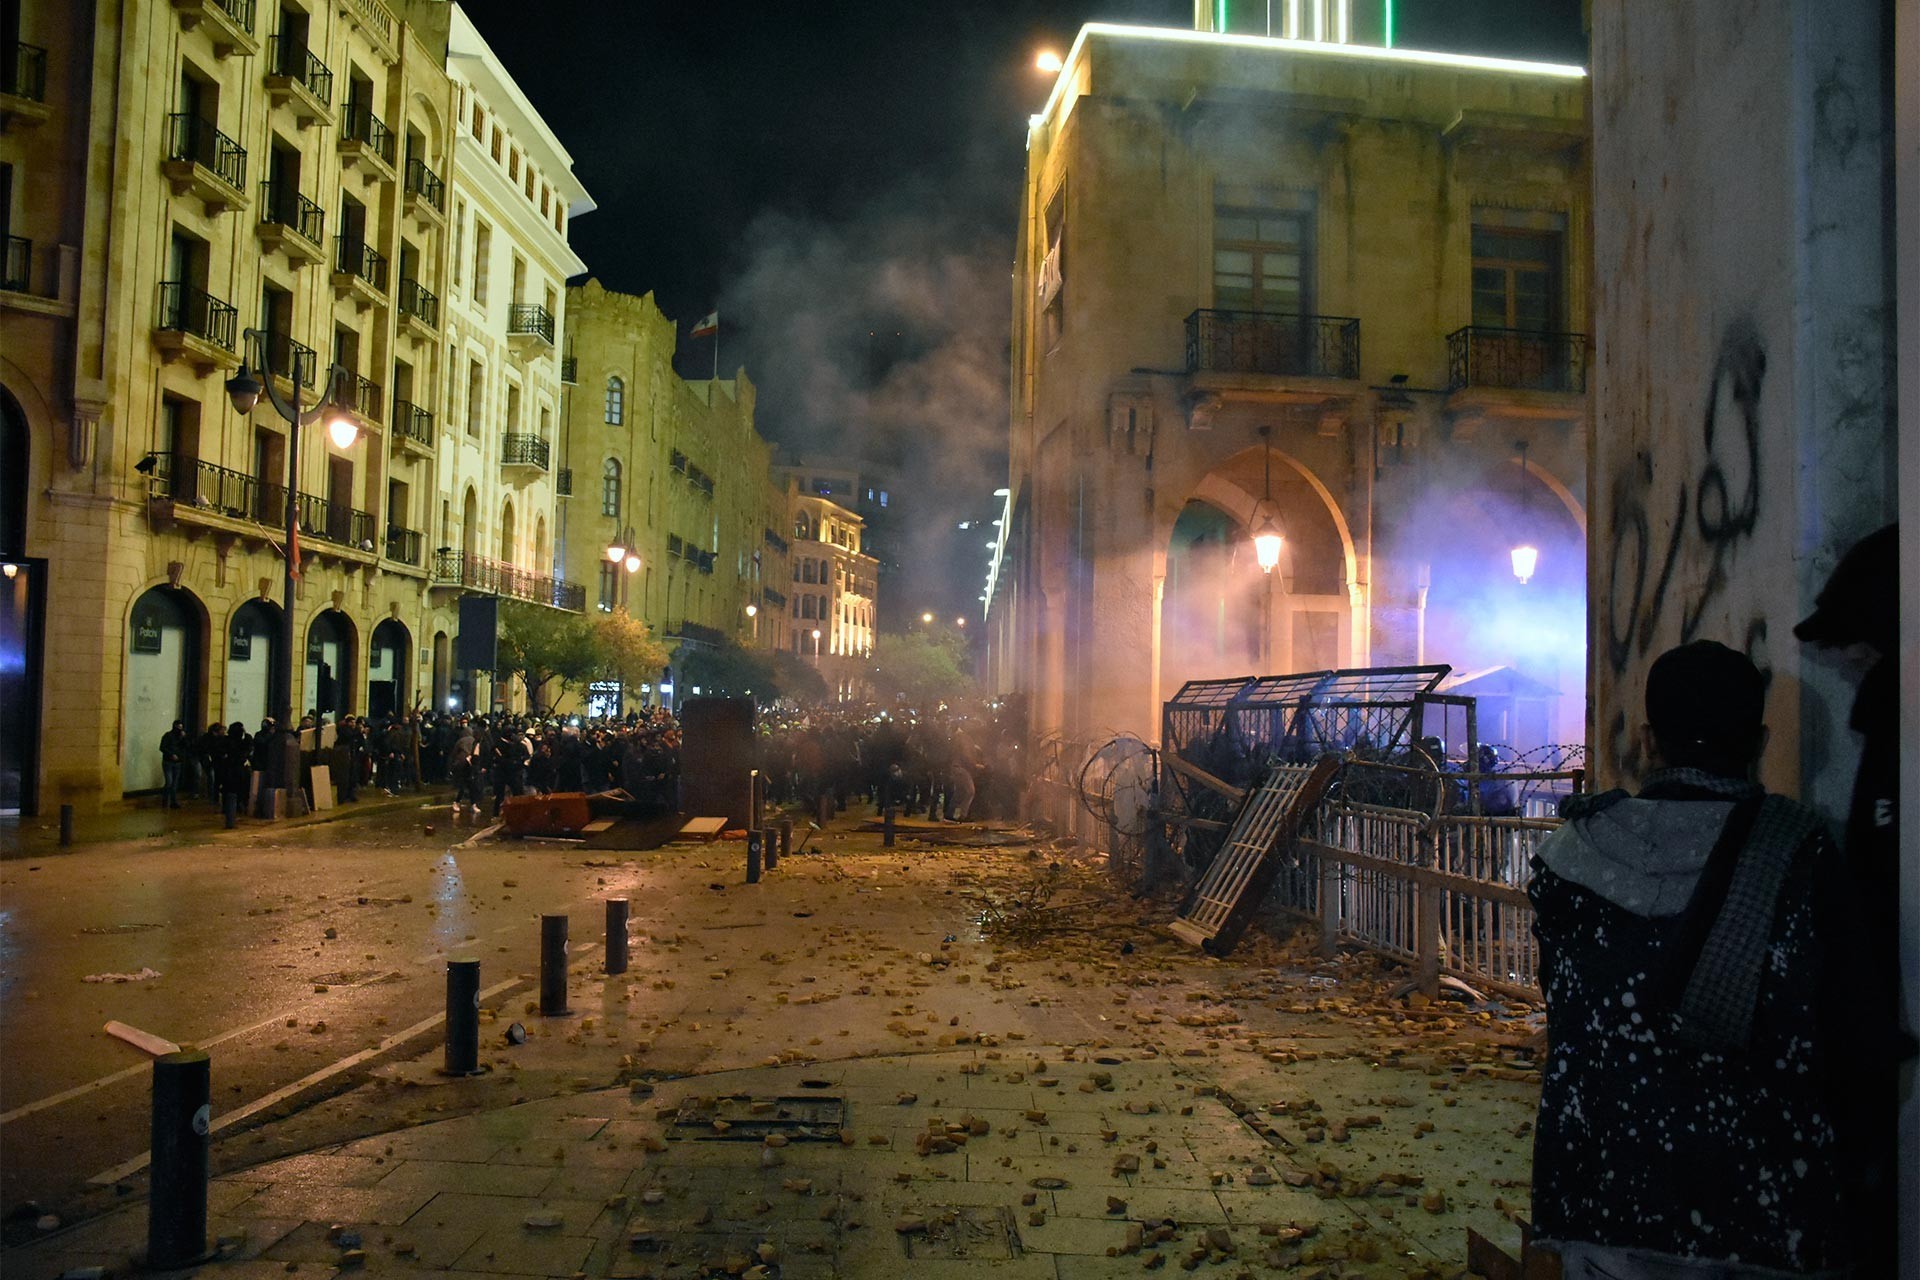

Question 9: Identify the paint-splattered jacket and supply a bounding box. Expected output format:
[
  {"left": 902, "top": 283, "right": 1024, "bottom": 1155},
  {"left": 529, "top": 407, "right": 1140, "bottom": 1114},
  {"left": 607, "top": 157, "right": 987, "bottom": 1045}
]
[{"left": 1526, "top": 776, "right": 1862, "bottom": 1273}]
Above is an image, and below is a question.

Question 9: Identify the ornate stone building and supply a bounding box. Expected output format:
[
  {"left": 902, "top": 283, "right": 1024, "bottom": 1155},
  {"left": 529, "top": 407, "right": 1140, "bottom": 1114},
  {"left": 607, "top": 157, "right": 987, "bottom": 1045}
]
[
  {"left": 786, "top": 486, "right": 877, "bottom": 703},
  {"left": 985, "top": 17, "right": 1592, "bottom": 754}
]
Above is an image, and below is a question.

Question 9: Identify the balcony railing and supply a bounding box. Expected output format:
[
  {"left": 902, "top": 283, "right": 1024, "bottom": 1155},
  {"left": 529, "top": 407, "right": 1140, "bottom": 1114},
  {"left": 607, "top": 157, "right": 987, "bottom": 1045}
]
[
  {"left": 258, "top": 180, "right": 324, "bottom": 244},
  {"left": 142, "top": 455, "right": 373, "bottom": 554},
  {"left": 293, "top": 489, "right": 375, "bottom": 550},
  {"left": 4, "top": 42, "right": 47, "bottom": 101},
  {"left": 397, "top": 276, "right": 438, "bottom": 327},
  {"left": 155, "top": 282, "right": 238, "bottom": 350},
  {"left": 345, "top": 371, "right": 384, "bottom": 422},
  {"left": 500, "top": 433, "right": 550, "bottom": 470},
  {"left": 1447, "top": 325, "right": 1589, "bottom": 394},
  {"left": 403, "top": 158, "right": 444, "bottom": 211},
  {"left": 334, "top": 236, "right": 388, "bottom": 290},
  {"left": 213, "top": 0, "right": 257, "bottom": 32},
  {"left": 384, "top": 525, "right": 423, "bottom": 566},
  {"left": 390, "top": 398, "right": 433, "bottom": 448},
  {"left": 432, "top": 550, "right": 584, "bottom": 612},
  {"left": 340, "top": 100, "right": 395, "bottom": 163},
  {"left": 262, "top": 329, "right": 318, "bottom": 386},
  {"left": 559, "top": 355, "right": 577, "bottom": 384},
  {"left": 554, "top": 468, "right": 572, "bottom": 497},
  {"left": 1185, "top": 309, "right": 1360, "bottom": 380},
  {"left": 268, "top": 36, "right": 333, "bottom": 106},
  {"left": 507, "top": 303, "right": 554, "bottom": 344},
  {"left": 166, "top": 113, "right": 247, "bottom": 190},
  {"left": 3, "top": 236, "right": 29, "bottom": 292}
]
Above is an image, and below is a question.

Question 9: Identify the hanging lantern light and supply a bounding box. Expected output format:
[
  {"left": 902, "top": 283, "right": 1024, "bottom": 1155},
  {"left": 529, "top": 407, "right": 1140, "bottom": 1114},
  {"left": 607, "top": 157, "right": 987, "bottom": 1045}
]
[
  {"left": 1253, "top": 425, "right": 1284, "bottom": 574},
  {"left": 1511, "top": 441, "right": 1538, "bottom": 585}
]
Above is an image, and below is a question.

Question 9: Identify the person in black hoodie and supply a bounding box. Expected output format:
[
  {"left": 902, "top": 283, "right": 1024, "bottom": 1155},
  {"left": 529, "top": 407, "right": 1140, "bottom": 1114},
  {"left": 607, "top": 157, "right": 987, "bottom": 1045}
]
[
  {"left": 219, "top": 721, "right": 250, "bottom": 828},
  {"left": 1528, "top": 641, "right": 1869, "bottom": 1277}
]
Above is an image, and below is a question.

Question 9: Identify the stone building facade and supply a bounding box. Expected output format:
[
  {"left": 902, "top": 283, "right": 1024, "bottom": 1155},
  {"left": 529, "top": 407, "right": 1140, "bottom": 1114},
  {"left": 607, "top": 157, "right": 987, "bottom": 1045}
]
[
  {"left": 787, "top": 487, "right": 878, "bottom": 702},
  {"left": 985, "top": 20, "right": 1592, "bottom": 753},
  {"left": 558, "top": 279, "right": 792, "bottom": 710},
  {"left": 0, "top": 0, "right": 588, "bottom": 813}
]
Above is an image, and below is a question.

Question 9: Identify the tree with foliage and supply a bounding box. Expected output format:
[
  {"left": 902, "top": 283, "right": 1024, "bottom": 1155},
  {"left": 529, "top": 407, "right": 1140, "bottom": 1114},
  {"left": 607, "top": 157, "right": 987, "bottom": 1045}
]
[
  {"left": 595, "top": 607, "right": 670, "bottom": 699},
  {"left": 868, "top": 628, "right": 974, "bottom": 709},
  {"left": 496, "top": 601, "right": 601, "bottom": 714},
  {"left": 771, "top": 650, "right": 830, "bottom": 705},
  {"left": 679, "top": 640, "right": 780, "bottom": 704}
]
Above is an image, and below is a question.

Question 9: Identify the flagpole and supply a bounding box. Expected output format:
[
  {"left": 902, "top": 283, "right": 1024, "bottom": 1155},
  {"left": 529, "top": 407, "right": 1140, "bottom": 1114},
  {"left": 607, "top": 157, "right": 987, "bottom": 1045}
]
[{"left": 709, "top": 312, "right": 719, "bottom": 406}]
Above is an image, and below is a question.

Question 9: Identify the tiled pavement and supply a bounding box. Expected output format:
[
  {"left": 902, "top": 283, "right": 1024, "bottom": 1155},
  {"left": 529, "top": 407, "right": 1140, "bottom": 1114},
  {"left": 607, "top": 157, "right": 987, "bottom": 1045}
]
[{"left": 6, "top": 1049, "right": 1481, "bottom": 1279}]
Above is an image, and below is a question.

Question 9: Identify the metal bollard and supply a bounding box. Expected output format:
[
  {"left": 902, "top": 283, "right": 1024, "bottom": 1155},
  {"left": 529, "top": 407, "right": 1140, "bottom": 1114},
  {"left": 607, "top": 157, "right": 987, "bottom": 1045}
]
[
  {"left": 749, "top": 769, "right": 763, "bottom": 833},
  {"left": 816, "top": 792, "right": 833, "bottom": 827},
  {"left": 148, "top": 1049, "right": 211, "bottom": 1268},
  {"left": 444, "top": 957, "right": 482, "bottom": 1075},
  {"left": 539, "top": 915, "right": 571, "bottom": 1016},
  {"left": 746, "top": 830, "right": 762, "bottom": 883},
  {"left": 762, "top": 826, "right": 778, "bottom": 871},
  {"left": 605, "top": 898, "right": 630, "bottom": 975},
  {"left": 59, "top": 803, "right": 74, "bottom": 846},
  {"left": 883, "top": 806, "right": 897, "bottom": 847},
  {"left": 778, "top": 819, "right": 792, "bottom": 860}
]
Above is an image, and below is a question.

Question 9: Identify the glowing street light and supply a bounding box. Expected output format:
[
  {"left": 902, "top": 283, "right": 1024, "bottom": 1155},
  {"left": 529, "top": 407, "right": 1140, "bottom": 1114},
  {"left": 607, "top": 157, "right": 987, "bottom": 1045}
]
[
  {"left": 744, "top": 603, "right": 758, "bottom": 618},
  {"left": 1035, "top": 49, "right": 1063, "bottom": 73},
  {"left": 921, "top": 611, "right": 934, "bottom": 624},
  {"left": 623, "top": 553, "right": 641, "bottom": 574},
  {"left": 1510, "top": 544, "right": 1539, "bottom": 585},
  {"left": 1252, "top": 510, "right": 1285, "bottom": 573},
  {"left": 954, "top": 617, "right": 966, "bottom": 628}
]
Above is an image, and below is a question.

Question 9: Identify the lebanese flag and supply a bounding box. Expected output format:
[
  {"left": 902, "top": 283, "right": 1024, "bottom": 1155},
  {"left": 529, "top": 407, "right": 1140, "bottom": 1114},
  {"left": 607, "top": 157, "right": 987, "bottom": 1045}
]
[
  {"left": 289, "top": 524, "right": 302, "bottom": 579},
  {"left": 690, "top": 311, "right": 718, "bottom": 338}
]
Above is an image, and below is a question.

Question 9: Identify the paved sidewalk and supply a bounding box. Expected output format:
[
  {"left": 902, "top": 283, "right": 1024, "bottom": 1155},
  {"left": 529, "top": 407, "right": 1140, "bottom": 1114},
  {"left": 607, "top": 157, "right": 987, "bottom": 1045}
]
[
  {"left": 7, "top": 1045, "right": 1485, "bottom": 1280},
  {"left": 1, "top": 788, "right": 443, "bottom": 858}
]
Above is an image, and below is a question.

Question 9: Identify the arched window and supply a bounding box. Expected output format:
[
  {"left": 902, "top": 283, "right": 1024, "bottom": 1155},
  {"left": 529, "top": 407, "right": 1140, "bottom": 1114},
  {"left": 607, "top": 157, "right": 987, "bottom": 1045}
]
[
  {"left": 601, "top": 458, "right": 621, "bottom": 517},
  {"left": 604, "top": 376, "right": 624, "bottom": 425}
]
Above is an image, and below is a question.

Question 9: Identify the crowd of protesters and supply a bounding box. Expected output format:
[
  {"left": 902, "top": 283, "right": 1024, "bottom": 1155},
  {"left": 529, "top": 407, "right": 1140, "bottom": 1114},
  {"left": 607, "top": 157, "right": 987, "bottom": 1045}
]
[{"left": 755, "top": 701, "right": 1026, "bottom": 822}]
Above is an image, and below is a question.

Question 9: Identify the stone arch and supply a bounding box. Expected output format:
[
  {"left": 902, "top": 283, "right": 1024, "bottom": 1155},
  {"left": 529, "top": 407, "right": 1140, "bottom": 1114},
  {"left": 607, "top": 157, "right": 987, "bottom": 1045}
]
[
  {"left": 368, "top": 616, "right": 411, "bottom": 719},
  {"left": 304, "top": 607, "right": 359, "bottom": 722},
  {"left": 223, "top": 597, "right": 282, "bottom": 728},
  {"left": 1185, "top": 444, "right": 1359, "bottom": 591},
  {"left": 1505, "top": 453, "right": 1586, "bottom": 533},
  {"left": 499, "top": 498, "right": 516, "bottom": 563},
  {"left": 121, "top": 582, "right": 211, "bottom": 794},
  {"left": 461, "top": 485, "right": 479, "bottom": 560}
]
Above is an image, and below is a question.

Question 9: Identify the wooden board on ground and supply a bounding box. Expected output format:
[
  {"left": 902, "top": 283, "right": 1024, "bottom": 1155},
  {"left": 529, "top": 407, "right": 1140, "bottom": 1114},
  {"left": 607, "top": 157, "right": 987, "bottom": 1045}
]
[
  {"left": 104, "top": 1020, "right": 179, "bottom": 1057},
  {"left": 1172, "top": 754, "right": 1340, "bottom": 957},
  {"left": 679, "top": 817, "right": 729, "bottom": 841},
  {"left": 309, "top": 764, "right": 334, "bottom": 811}
]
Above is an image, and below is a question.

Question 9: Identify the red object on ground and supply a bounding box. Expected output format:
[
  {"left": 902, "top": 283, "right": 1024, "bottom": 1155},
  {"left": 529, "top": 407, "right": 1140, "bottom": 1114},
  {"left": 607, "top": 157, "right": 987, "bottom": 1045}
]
[{"left": 501, "top": 792, "right": 592, "bottom": 836}]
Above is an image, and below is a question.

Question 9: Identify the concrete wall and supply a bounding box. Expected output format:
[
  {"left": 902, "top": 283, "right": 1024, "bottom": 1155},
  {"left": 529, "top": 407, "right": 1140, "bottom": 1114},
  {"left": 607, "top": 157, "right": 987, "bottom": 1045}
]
[{"left": 1588, "top": 0, "right": 1897, "bottom": 808}]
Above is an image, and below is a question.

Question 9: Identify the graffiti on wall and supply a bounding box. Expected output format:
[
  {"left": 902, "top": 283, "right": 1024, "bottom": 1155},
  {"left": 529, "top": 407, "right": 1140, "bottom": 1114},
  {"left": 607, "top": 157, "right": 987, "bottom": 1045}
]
[{"left": 1602, "top": 322, "right": 1771, "bottom": 777}]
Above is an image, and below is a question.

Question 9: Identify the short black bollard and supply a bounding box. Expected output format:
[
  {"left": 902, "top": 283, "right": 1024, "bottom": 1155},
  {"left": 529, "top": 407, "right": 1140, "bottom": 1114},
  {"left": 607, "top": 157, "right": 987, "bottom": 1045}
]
[
  {"left": 746, "top": 830, "right": 762, "bottom": 883},
  {"left": 816, "top": 792, "right": 833, "bottom": 827},
  {"left": 883, "top": 806, "right": 897, "bottom": 847},
  {"left": 778, "top": 819, "right": 792, "bottom": 860},
  {"left": 59, "top": 803, "right": 74, "bottom": 847},
  {"left": 539, "top": 915, "right": 571, "bottom": 1016},
  {"left": 444, "top": 957, "right": 482, "bottom": 1075},
  {"left": 605, "top": 899, "right": 630, "bottom": 975},
  {"left": 762, "top": 826, "right": 778, "bottom": 871},
  {"left": 148, "top": 1049, "right": 211, "bottom": 1269}
]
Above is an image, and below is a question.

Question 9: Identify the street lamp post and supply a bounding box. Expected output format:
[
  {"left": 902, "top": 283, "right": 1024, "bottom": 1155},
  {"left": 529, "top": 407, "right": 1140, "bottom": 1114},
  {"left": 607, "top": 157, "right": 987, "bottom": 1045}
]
[{"left": 224, "top": 329, "right": 363, "bottom": 803}]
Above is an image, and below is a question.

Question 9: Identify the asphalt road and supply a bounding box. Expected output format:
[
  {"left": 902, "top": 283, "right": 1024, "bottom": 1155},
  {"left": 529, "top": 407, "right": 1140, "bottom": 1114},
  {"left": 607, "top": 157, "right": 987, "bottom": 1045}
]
[{"left": 0, "top": 799, "right": 643, "bottom": 1218}]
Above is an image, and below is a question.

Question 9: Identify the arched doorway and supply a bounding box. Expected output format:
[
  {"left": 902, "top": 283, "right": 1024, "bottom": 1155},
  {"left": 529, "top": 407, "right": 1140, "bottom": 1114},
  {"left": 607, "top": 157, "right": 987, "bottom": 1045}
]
[
  {"left": 304, "top": 609, "right": 358, "bottom": 722},
  {"left": 499, "top": 499, "right": 516, "bottom": 564},
  {"left": 1161, "top": 500, "right": 1258, "bottom": 693},
  {"left": 225, "top": 599, "right": 281, "bottom": 727},
  {"left": 431, "top": 629, "right": 451, "bottom": 709},
  {"left": 1, "top": 385, "right": 41, "bottom": 814},
  {"left": 123, "top": 585, "right": 205, "bottom": 794},
  {"left": 0, "top": 385, "right": 24, "bottom": 558},
  {"left": 368, "top": 617, "right": 411, "bottom": 719}
]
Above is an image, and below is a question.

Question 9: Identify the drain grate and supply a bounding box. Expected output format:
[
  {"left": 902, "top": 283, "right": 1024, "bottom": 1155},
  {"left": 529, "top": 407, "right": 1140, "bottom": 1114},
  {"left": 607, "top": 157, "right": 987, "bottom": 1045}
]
[
  {"left": 79, "top": 923, "right": 165, "bottom": 935},
  {"left": 669, "top": 1095, "right": 847, "bottom": 1141},
  {"left": 902, "top": 1206, "right": 1019, "bottom": 1260}
]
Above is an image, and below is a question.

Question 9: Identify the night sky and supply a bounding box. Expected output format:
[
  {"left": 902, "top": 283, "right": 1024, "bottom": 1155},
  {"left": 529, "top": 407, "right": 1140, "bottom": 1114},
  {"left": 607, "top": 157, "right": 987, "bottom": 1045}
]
[{"left": 455, "top": 0, "right": 1588, "bottom": 626}]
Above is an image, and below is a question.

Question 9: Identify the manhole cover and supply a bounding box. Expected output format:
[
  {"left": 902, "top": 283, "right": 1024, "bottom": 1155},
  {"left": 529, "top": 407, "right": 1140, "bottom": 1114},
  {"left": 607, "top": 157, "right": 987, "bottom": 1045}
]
[
  {"left": 669, "top": 1095, "right": 846, "bottom": 1141},
  {"left": 79, "top": 923, "right": 165, "bottom": 935},
  {"left": 902, "top": 1206, "right": 1019, "bottom": 1260},
  {"left": 308, "top": 969, "right": 404, "bottom": 987}
]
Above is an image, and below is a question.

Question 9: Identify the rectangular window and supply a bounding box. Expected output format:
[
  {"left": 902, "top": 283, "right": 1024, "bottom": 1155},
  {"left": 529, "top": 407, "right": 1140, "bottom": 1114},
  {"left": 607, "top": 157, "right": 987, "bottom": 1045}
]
[
  {"left": 466, "top": 358, "right": 483, "bottom": 437},
  {"left": 1041, "top": 182, "right": 1066, "bottom": 350},
  {"left": 1213, "top": 199, "right": 1313, "bottom": 314},
  {"left": 597, "top": 562, "right": 617, "bottom": 612},
  {"left": 451, "top": 200, "right": 465, "bottom": 293},
  {"left": 1470, "top": 211, "right": 1565, "bottom": 331},
  {"left": 473, "top": 219, "right": 491, "bottom": 308}
]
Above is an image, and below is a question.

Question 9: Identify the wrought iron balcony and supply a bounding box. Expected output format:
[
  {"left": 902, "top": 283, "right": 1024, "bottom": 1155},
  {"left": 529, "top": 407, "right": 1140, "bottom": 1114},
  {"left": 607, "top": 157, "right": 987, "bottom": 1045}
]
[
  {"left": 3, "top": 41, "right": 47, "bottom": 101},
  {"left": 212, "top": 0, "right": 256, "bottom": 31},
  {"left": 294, "top": 490, "right": 375, "bottom": 550},
  {"left": 267, "top": 36, "right": 332, "bottom": 108},
  {"left": 1185, "top": 309, "right": 1361, "bottom": 380},
  {"left": 340, "top": 100, "right": 395, "bottom": 165},
  {"left": 1447, "top": 325, "right": 1589, "bottom": 394},
  {"left": 500, "top": 433, "right": 550, "bottom": 470},
  {"left": 333, "top": 235, "right": 388, "bottom": 291},
  {"left": 402, "top": 158, "right": 444, "bottom": 212},
  {"left": 165, "top": 113, "right": 248, "bottom": 193},
  {"left": 559, "top": 354, "right": 577, "bottom": 384},
  {"left": 390, "top": 398, "right": 433, "bottom": 450},
  {"left": 554, "top": 468, "right": 573, "bottom": 497},
  {"left": 432, "top": 550, "right": 585, "bottom": 613},
  {"left": 384, "top": 525, "right": 423, "bottom": 566},
  {"left": 154, "top": 282, "right": 238, "bottom": 350},
  {"left": 396, "top": 276, "right": 438, "bottom": 328},
  {"left": 257, "top": 180, "right": 324, "bottom": 249},
  {"left": 261, "top": 329, "right": 318, "bottom": 387},
  {"left": 3, "top": 236, "right": 29, "bottom": 292},
  {"left": 142, "top": 455, "right": 373, "bottom": 555},
  {"left": 345, "top": 371, "right": 384, "bottom": 422},
  {"left": 507, "top": 303, "right": 554, "bottom": 345},
  {"left": 170, "top": 0, "right": 258, "bottom": 56}
]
